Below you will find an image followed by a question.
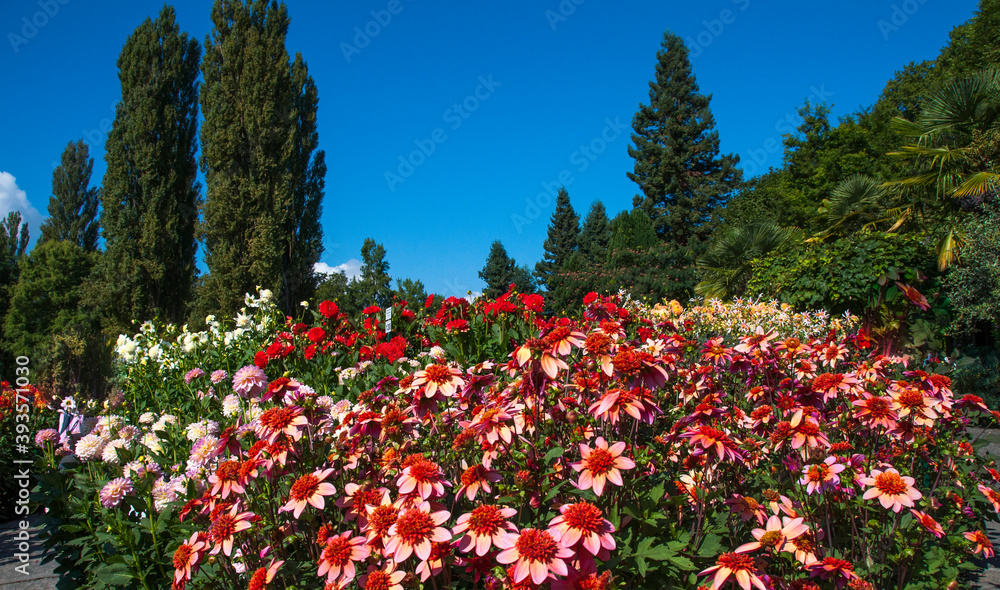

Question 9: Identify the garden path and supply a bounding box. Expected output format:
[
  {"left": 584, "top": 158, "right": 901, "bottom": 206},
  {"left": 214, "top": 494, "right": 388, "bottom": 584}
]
[{"left": 0, "top": 516, "right": 56, "bottom": 589}]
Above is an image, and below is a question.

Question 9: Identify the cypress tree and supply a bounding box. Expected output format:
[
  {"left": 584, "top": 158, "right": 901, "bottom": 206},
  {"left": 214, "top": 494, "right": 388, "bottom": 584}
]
[
  {"left": 535, "top": 187, "right": 579, "bottom": 291},
  {"left": 200, "top": 0, "right": 326, "bottom": 316},
  {"left": 479, "top": 241, "right": 534, "bottom": 299},
  {"left": 38, "top": 140, "right": 99, "bottom": 252},
  {"left": 0, "top": 212, "right": 29, "bottom": 377},
  {"left": 577, "top": 201, "right": 611, "bottom": 264},
  {"left": 628, "top": 32, "right": 742, "bottom": 250},
  {"left": 97, "top": 5, "right": 201, "bottom": 328},
  {"left": 357, "top": 238, "right": 393, "bottom": 309}
]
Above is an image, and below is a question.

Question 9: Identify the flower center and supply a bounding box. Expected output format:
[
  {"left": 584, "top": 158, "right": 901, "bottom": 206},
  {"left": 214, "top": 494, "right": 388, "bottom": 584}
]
[
  {"left": 289, "top": 474, "right": 320, "bottom": 501},
  {"left": 323, "top": 536, "right": 352, "bottom": 566},
  {"left": 813, "top": 373, "right": 843, "bottom": 391},
  {"left": 898, "top": 389, "right": 924, "bottom": 408},
  {"left": 716, "top": 552, "right": 756, "bottom": 570},
  {"left": 369, "top": 505, "right": 397, "bottom": 537},
  {"left": 424, "top": 364, "right": 452, "bottom": 384},
  {"left": 216, "top": 461, "right": 240, "bottom": 482},
  {"left": 585, "top": 333, "right": 613, "bottom": 355},
  {"left": 258, "top": 406, "right": 299, "bottom": 430},
  {"left": 407, "top": 460, "right": 440, "bottom": 483},
  {"left": 461, "top": 465, "right": 483, "bottom": 486},
  {"left": 874, "top": 472, "right": 908, "bottom": 495},
  {"left": 867, "top": 397, "right": 891, "bottom": 416},
  {"left": 248, "top": 568, "right": 267, "bottom": 590},
  {"left": 364, "top": 570, "right": 393, "bottom": 590},
  {"left": 210, "top": 514, "right": 236, "bottom": 541},
  {"left": 612, "top": 348, "right": 641, "bottom": 375},
  {"left": 562, "top": 502, "right": 604, "bottom": 534},
  {"left": 467, "top": 505, "right": 505, "bottom": 535},
  {"left": 545, "top": 327, "right": 571, "bottom": 346},
  {"left": 514, "top": 528, "right": 558, "bottom": 563},
  {"left": 585, "top": 448, "right": 615, "bottom": 475},
  {"left": 172, "top": 544, "right": 193, "bottom": 570},
  {"left": 395, "top": 508, "right": 434, "bottom": 544},
  {"left": 808, "top": 464, "right": 830, "bottom": 482},
  {"left": 759, "top": 530, "right": 783, "bottom": 548}
]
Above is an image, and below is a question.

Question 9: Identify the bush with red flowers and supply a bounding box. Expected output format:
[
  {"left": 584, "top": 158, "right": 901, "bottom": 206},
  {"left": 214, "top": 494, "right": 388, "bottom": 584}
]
[{"left": 32, "top": 287, "right": 1000, "bottom": 589}]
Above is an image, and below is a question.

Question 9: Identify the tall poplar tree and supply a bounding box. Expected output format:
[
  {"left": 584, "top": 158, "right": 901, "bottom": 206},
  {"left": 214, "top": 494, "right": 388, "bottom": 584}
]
[
  {"left": 200, "top": 0, "right": 326, "bottom": 316},
  {"left": 535, "top": 187, "right": 579, "bottom": 291},
  {"left": 628, "top": 32, "right": 742, "bottom": 250},
  {"left": 97, "top": 5, "right": 201, "bottom": 328},
  {"left": 38, "top": 140, "right": 99, "bottom": 251}
]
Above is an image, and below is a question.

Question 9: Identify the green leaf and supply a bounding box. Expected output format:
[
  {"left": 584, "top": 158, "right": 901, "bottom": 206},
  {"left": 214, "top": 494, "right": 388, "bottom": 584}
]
[
  {"left": 697, "top": 533, "right": 722, "bottom": 557},
  {"left": 643, "top": 544, "right": 677, "bottom": 561}
]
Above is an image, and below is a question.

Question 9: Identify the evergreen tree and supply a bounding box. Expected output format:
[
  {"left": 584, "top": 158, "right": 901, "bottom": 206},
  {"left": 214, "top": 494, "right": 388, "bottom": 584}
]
[
  {"left": 3, "top": 241, "right": 105, "bottom": 398},
  {"left": 628, "top": 32, "right": 742, "bottom": 249},
  {"left": 394, "top": 278, "right": 428, "bottom": 309},
  {"left": 38, "top": 140, "right": 99, "bottom": 251},
  {"left": 0, "top": 212, "right": 29, "bottom": 377},
  {"left": 356, "top": 238, "right": 393, "bottom": 309},
  {"left": 200, "top": 0, "right": 326, "bottom": 316},
  {"left": 535, "top": 187, "right": 579, "bottom": 291},
  {"left": 577, "top": 201, "right": 611, "bottom": 264},
  {"left": 97, "top": 5, "right": 201, "bottom": 329},
  {"left": 479, "top": 241, "right": 534, "bottom": 299}
]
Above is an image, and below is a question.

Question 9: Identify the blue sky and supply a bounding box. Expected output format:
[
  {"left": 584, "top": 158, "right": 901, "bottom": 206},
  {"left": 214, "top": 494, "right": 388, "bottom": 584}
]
[{"left": 0, "top": 0, "right": 981, "bottom": 299}]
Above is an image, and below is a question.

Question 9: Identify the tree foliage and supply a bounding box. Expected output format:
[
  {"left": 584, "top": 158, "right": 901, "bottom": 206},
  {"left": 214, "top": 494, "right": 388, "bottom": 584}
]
[
  {"left": 38, "top": 140, "right": 99, "bottom": 252},
  {"left": 535, "top": 187, "right": 579, "bottom": 292},
  {"left": 97, "top": 5, "right": 201, "bottom": 329},
  {"left": 479, "top": 241, "right": 534, "bottom": 299},
  {"left": 199, "top": 0, "right": 326, "bottom": 317},
  {"left": 628, "top": 32, "right": 742, "bottom": 249}
]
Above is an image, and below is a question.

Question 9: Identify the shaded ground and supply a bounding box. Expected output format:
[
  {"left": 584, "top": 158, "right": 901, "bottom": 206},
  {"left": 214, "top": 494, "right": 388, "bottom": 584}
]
[
  {"left": 968, "top": 427, "right": 1000, "bottom": 588},
  {"left": 0, "top": 516, "right": 56, "bottom": 589}
]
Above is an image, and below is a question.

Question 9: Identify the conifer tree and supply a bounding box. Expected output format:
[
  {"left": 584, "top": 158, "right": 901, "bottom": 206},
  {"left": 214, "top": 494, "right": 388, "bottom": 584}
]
[
  {"left": 628, "top": 32, "right": 742, "bottom": 250},
  {"left": 356, "top": 238, "right": 393, "bottom": 309},
  {"left": 479, "top": 241, "right": 534, "bottom": 299},
  {"left": 38, "top": 140, "right": 99, "bottom": 252},
  {"left": 577, "top": 201, "right": 611, "bottom": 264},
  {"left": 200, "top": 0, "right": 326, "bottom": 316},
  {"left": 97, "top": 5, "right": 201, "bottom": 328},
  {"left": 535, "top": 187, "right": 579, "bottom": 291},
  {"left": 0, "top": 212, "right": 29, "bottom": 376}
]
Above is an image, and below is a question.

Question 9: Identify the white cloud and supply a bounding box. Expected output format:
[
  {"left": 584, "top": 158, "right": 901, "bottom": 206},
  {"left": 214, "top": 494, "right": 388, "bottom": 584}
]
[
  {"left": 0, "top": 172, "right": 44, "bottom": 243},
  {"left": 315, "top": 259, "right": 362, "bottom": 281},
  {"left": 465, "top": 291, "right": 483, "bottom": 303}
]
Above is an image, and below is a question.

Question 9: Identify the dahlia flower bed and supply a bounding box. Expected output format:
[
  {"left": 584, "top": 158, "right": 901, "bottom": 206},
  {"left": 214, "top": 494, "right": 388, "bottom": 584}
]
[{"left": 32, "top": 288, "right": 1000, "bottom": 590}]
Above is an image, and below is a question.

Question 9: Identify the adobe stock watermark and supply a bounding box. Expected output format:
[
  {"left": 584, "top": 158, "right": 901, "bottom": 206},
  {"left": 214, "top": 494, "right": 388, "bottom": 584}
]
[
  {"left": 384, "top": 75, "right": 501, "bottom": 192},
  {"left": 687, "top": 0, "right": 750, "bottom": 60},
  {"left": 12, "top": 355, "right": 35, "bottom": 576},
  {"left": 877, "top": 0, "right": 929, "bottom": 41},
  {"left": 49, "top": 100, "right": 118, "bottom": 171},
  {"left": 740, "top": 84, "right": 833, "bottom": 178},
  {"left": 340, "top": 0, "right": 413, "bottom": 63},
  {"left": 7, "top": 0, "right": 71, "bottom": 54},
  {"left": 545, "top": 0, "right": 585, "bottom": 31},
  {"left": 511, "top": 116, "right": 628, "bottom": 233}
]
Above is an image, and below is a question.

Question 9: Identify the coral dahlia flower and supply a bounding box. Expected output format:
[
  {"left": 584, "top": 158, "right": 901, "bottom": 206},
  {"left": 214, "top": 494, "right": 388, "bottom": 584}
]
[
  {"left": 799, "top": 457, "right": 845, "bottom": 495},
  {"left": 412, "top": 363, "right": 465, "bottom": 398},
  {"left": 396, "top": 458, "right": 449, "bottom": 500},
  {"left": 208, "top": 507, "right": 255, "bottom": 556},
  {"left": 699, "top": 552, "right": 766, "bottom": 590},
  {"left": 357, "top": 563, "right": 406, "bottom": 590},
  {"left": 909, "top": 509, "right": 944, "bottom": 538},
  {"left": 965, "top": 530, "right": 995, "bottom": 558},
  {"left": 681, "top": 425, "right": 743, "bottom": 463},
  {"left": 457, "top": 461, "right": 501, "bottom": 501},
  {"left": 208, "top": 460, "right": 244, "bottom": 499},
  {"left": 454, "top": 505, "right": 518, "bottom": 556},
  {"left": 317, "top": 531, "right": 370, "bottom": 585},
  {"left": 255, "top": 406, "right": 308, "bottom": 443},
  {"left": 281, "top": 468, "right": 337, "bottom": 518},
  {"left": 548, "top": 501, "right": 616, "bottom": 558},
  {"left": 172, "top": 532, "right": 208, "bottom": 586},
  {"left": 496, "top": 528, "right": 574, "bottom": 585},
  {"left": 851, "top": 394, "right": 898, "bottom": 430},
  {"left": 384, "top": 501, "right": 451, "bottom": 562},
  {"left": 735, "top": 515, "right": 808, "bottom": 554},
  {"left": 247, "top": 559, "right": 283, "bottom": 590},
  {"left": 859, "top": 467, "right": 921, "bottom": 512},
  {"left": 570, "top": 437, "right": 635, "bottom": 496},
  {"left": 806, "top": 557, "right": 859, "bottom": 586}
]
